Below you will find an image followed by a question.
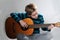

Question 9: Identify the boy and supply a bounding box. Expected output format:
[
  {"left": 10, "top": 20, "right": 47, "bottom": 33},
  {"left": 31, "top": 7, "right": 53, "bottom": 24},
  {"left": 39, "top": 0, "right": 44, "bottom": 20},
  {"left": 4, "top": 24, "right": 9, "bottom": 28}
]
[{"left": 10, "top": 3, "right": 54, "bottom": 40}]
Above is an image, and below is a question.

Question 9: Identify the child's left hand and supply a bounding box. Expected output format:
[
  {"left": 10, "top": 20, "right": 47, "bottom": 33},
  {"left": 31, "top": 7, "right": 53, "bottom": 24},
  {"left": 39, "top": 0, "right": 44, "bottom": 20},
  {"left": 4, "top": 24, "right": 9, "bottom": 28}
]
[{"left": 48, "top": 24, "right": 55, "bottom": 30}]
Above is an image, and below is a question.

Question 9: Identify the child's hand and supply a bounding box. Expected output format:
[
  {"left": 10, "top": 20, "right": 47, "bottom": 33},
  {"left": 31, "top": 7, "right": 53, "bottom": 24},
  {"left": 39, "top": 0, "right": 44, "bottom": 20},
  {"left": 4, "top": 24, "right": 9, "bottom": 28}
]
[
  {"left": 19, "top": 20, "right": 28, "bottom": 28},
  {"left": 48, "top": 24, "right": 54, "bottom": 30}
]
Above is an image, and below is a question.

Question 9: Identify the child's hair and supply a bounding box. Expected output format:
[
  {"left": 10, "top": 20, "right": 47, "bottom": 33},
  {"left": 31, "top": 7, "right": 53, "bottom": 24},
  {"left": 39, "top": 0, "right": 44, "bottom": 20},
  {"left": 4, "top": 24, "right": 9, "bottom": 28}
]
[{"left": 25, "top": 3, "right": 36, "bottom": 15}]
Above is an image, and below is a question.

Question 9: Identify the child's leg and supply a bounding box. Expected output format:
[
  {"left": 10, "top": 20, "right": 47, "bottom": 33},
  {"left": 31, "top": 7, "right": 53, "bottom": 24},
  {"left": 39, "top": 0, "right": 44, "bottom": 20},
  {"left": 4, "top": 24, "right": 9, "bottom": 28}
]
[
  {"left": 28, "top": 32, "right": 52, "bottom": 40},
  {"left": 16, "top": 32, "right": 52, "bottom": 40},
  {"left": 16, "top": 33, "right": 30, "bottom": 40},
  {"left": 37, "top": 32, "right": 52, "bottom": 40},
  {"left": 28, "top": 34, "right": 40, "bottom": 40}
]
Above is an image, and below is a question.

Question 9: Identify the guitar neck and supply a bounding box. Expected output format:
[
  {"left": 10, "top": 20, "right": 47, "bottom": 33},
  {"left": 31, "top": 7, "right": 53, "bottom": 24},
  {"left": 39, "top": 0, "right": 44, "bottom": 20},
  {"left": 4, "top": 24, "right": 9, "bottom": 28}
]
[{"left": 29, "top": 24, "right": 55, "bottom": 28}]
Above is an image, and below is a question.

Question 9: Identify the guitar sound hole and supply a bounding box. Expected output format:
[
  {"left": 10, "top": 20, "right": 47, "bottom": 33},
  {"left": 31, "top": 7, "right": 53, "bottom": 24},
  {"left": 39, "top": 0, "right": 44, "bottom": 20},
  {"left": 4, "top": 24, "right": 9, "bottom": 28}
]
[{"left": 21, "top": 27, "right": 29, "bottom": 31}]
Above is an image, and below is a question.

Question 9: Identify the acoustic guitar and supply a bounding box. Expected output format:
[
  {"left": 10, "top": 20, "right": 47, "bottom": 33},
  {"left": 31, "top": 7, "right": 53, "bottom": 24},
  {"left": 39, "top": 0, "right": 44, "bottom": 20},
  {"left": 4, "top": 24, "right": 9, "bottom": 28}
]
[{"left": 5, "top": 17, "right": 60, "bottom": 39}]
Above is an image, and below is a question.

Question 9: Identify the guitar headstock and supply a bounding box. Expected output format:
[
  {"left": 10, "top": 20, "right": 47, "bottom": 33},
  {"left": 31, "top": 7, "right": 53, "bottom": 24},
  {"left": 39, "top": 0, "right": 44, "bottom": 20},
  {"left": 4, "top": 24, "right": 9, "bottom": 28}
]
[{"left": 54, "top": 22, "right": 60, "bottom": 27}]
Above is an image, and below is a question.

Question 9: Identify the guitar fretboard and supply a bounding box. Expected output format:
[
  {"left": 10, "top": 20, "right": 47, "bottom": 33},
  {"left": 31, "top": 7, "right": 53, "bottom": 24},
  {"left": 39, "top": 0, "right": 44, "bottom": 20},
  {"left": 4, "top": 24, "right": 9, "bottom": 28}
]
[{"left": 29, "top": 24, "right": 54, "bottom": 28}]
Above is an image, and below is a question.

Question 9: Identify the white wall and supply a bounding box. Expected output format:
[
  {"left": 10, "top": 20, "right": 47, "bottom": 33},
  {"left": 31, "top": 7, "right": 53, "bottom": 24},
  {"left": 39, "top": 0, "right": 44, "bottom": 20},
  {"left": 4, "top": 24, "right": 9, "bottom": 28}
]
[
  {"left": 0, "top": 0, "right": 16, "bottom": 40},
  {"left": 0, "top": 0, "right": 60, "bottom": 40}
]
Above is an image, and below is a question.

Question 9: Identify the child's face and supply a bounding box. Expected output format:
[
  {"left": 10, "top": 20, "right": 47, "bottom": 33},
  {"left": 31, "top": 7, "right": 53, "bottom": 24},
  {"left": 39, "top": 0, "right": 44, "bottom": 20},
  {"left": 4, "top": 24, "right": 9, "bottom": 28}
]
[{"left": 30, "top": 11, "right": 38, "bottom": 19}]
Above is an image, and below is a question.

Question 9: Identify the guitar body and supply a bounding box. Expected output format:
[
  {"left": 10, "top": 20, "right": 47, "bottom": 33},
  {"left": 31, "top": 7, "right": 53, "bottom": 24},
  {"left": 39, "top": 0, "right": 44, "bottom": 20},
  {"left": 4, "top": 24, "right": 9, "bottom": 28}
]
[
  {"left": 5, "top": 17, "right": 34, "bottom": 39},
  {"left": 5, "top": 17, "right": 16, "bottom": 39}
]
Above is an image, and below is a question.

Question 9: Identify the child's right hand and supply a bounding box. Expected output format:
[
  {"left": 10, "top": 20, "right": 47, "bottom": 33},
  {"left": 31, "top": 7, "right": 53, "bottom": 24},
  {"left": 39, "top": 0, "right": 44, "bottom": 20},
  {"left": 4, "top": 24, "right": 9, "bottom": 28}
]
[{"left": 19, "top": 20, "right": 28, "bottom": 28}]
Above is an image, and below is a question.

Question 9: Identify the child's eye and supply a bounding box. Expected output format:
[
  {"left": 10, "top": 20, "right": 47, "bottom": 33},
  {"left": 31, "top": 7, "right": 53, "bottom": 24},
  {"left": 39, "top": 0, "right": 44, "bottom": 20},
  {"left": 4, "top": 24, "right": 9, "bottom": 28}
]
[{"left": 32, "top": 14, "right": 36, "bottom": 16}]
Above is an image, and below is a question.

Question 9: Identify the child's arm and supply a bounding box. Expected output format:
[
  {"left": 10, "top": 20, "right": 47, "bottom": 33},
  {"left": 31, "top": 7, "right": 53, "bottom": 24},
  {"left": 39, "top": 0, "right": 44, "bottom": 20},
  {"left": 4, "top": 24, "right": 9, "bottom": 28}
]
[
  {"left": 10, "top": 13, "right": 22, "bottom": 22},
  {"left": 10, "top": 13, "right": 28, "bottom": 28},
  {"left": 38, "top": 15, "right": 51, "bottom": 31}
]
